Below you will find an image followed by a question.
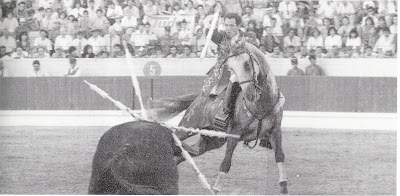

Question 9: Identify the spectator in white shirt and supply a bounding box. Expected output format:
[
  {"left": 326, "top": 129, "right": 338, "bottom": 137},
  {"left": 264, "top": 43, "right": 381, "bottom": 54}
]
[
  {"left": 123, "top": 0, "right": 140, "bottom": 18},
  {"left": 72, "top": 31, "right": 88, "bottom": 55},
  {"left": 362, "top": 0, "right": 375, "bottom": 10},
  {"left": 41, "top": 8, "right": 56, "bottom": 31},
  {"left": 263, "top": 7, "right": 283, "bottom": 28},
  {"left": 337, "top": 1, "right": 355, "bottom": 25},
  {"left": 325, "top": 27, "right": 343, "bottom": 51},
  {"left": 10, "top": 46, "right": 29, "bottom": 59},
  {"left": 33, "top": 7, "right": 47, "bottom": 24},
  {"left": 54, "top": 29, "right": 73, "bottom": 51},
  {"left": 87, "top": 29, "right": 105, "bottom": 55},
  {"left": 171, "top": 2, "right": 186, "bottom": 15},
  {"left": 106, "top": 1, "right": 123, "bottom": 21},
  {"left": 184, "top": 0, "right": 198, "bottom": 15},
  {"left": 345, "top": 29, "right": 361, "bottom": 50},
  {"left": 104, "top": 29, "right": 121, "bottom": 53},
  {"left": 317, "top": 0, "right": 339, "bottom": 29},
  {"left": 0, "top": 31, "right": 16, "bottom": 53},
  {"left": 374, "top": 27, "right": 395, "bottom": 56},
  {"left": 361, "top": 7, "right": 379, "bottom": 27},
  {"left": 338, "top": 16, "right": 354, "bottom": 44},
  {"left": 66, "top": 58, "right": 81, "bottom": 77},
  {"left": 110, "top": 16, "right": 123, "bottom": 35},
  {"left": 29, "top": 60, "right": 50, "bottom": 77},
  {"left": 33, "top": 30, "right": 53, "bottom": 51},
  {"left": 2, "top": 12, "right": 19, "bottom": 33},
  {"left": 283, "top": 29, "right": 301, "bottom": 52},
  {"left": 178, "top": 19, "right": 193, "bottom": 45},
  {"left": 86, "top": 0, "right": 98, "bottom": 19},
  {"left": 68, "top": 2, "right": 85, "bottom": 18},
  {"left": 278, "top": 0, "right": 297, "bottom": 23},
  {"left": 270, "top": 17, "right": 283, "bottom": 37},
  {"left": 306, "top": 28, "right": 324, "bottom": 51},
  {"left": 121, "top": 15, "right": 138, "bottom": 30}
]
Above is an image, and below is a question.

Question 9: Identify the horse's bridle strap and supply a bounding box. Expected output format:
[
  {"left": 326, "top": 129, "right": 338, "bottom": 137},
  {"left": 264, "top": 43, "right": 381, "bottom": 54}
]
[{"left": 238, "top": 79, "right": 254, "bottom": 86}]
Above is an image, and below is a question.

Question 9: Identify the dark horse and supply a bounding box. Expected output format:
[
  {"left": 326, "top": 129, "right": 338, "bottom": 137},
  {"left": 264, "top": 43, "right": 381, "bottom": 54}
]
[
  {"left": 150, "top": 43, "right": 288, "bottom": 194},
  {"left": 88, "top": 121, "right": 181, "bottom": 194}
]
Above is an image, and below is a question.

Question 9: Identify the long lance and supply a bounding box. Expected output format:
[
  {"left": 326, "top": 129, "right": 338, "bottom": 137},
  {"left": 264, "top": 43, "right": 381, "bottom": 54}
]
[
  {"left": 84, "top": 80, "right": 241, "bottom": 140},
  {"left": 200, "top": 6, "right": 220, "bottom": 60}
]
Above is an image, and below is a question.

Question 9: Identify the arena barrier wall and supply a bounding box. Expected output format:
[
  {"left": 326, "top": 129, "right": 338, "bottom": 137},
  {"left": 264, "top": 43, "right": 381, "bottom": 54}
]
[
  {"left": 0, "top": 76, "right": 396, "bottom": 113},
  {"left": 1, "top": 58, "right": 397, "bottom": 77}
]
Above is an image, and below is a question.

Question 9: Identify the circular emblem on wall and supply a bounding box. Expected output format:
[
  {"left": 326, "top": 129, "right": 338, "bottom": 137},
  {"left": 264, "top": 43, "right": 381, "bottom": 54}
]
[{"left": 143, "top": 61, "right": 161, "bottom": 76}]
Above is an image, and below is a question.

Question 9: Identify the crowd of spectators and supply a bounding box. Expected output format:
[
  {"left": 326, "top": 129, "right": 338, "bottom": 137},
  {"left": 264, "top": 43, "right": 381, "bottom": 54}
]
[{"left": 0, "top": 0, "right": 397, "bottom": 59}]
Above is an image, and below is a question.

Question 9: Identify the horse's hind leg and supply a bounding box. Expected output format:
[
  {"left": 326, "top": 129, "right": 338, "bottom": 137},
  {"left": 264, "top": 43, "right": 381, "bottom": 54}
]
[{"left": 268, "top": 127, "right": 288, "bottom": 195}]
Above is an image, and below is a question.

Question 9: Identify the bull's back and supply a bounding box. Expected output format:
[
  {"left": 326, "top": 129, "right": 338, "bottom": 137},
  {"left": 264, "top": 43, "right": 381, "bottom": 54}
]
[{"left": 89, "top": 121, "right": 179, "bottom": 194}]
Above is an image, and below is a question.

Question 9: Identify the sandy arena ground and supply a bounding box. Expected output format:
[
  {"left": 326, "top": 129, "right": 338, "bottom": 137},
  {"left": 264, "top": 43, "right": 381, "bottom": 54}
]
[{"left": 0, "top": 126, "right": 396, "bottom": 195}]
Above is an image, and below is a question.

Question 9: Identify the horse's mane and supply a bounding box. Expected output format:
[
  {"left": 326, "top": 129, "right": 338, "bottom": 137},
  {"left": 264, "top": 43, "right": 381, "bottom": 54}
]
[{"left": 245, "top": 43, "right": 273, "bottom": 77}]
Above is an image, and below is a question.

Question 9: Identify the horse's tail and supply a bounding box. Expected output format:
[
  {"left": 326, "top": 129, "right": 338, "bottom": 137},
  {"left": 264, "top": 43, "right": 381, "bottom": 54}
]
[{"left": 147, "top": 93, "right": 199, "bottom": 122}]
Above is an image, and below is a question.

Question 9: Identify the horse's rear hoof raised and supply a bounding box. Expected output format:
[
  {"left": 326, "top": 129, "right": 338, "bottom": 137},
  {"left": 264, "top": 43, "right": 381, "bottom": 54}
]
[{"left": 279, "top": 181, "right": 288, "bottom": 195}]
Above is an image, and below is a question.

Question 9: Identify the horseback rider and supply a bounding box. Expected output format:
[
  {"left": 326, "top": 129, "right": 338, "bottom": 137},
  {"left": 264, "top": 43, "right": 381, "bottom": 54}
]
[{"left": 206, "top": 13, "right": 246, "bottom": 124}]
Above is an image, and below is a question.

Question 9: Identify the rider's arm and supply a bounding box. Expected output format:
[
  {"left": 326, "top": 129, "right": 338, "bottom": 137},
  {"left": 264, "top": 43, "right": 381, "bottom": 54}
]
[{"left": 211, "top": 29, "right": 224, "bottom": 45}]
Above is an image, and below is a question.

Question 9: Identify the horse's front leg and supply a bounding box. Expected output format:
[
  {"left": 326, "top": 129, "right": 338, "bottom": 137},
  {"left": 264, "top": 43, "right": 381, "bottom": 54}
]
[
  {"left": 213, "top": 136, "right": 240, "bottom": 193},
  {"left": 269, "top": 127, "right": 288, "bottom": 194}
]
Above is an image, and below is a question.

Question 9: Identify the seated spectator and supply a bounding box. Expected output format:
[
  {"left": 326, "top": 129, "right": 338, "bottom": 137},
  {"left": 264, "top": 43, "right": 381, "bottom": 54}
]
[
  {"left": 337, "top": 1, "right": 356, "bottom": 25},
  {"left": 278, "top": 0, "right": 297, "bottom": 25},
  {"left": 184, "top": 1, "right": 198, "bottom": 16},
  {"left": 167, "top": 45, "right": 179, "bottom": 58},
  {"left": 40, "top": 8, "right": 55, "bottom": 31},
  {"left": 242, "top": 6, "right": 256, "bottom": 28},
  {"left": 390, "top": 15, "right": 397, "bottom": 34},
  {"left": 82, "top": 45, "right": 95, "bottom": 58},
  {"left": 269, "top": 18, "right": 283, "bottom": 37},
  {"left": 112, "top": 44, "right": 125, "bottom": 58},
  {"left": 54, "top": 29, "right": 73, "bottom": 51},
  {"left": 134, "top": 47, "right": 147, "bottom": 58},
  {"left": 143, "top": 0, "right": 158, "bottom": 22},
  {"left": 298, "top": 46, "right": 308, "bottom": 58},
  {"left": 2, "top": 12, "right": 19, "bottom": 33},
  {"left": 158, "top": 26, "right": 173, "bottom": 56},
  {"left": 363, "top": 46, "right": 377, "bottom": 58},
  {"left": 78, "top": 10, "right": 91, "bottom": 36},
  {"left": 66, "top": 46, "right": 80, "bottom": 58},
  {"left": 72, "top": 31, "right": 87, "bottom": 55},
  {"left": 157, "top": 0, "right": 172, "bottom": 15},
  {"left": 68, "top": 3, "right": 85, "bottom": 18},
  {"left": 90, "top": 9, "right": 109, "bottom": 31},
  {"left": 29, "top": 60, "right": 50, "bottom": 77},
  {"left": 110, "top": 16, "right": 123, "bottom": 35},
  {"left": 171, "top": 2, "right": 185, "bottom": 15},
  {"left": 180, "top": 45, "right": 196, "bottom": 58},
  {"left": 86, "top": 0, "right": 98, "bottom": 19},
  {"left": 305, "top": 55, "right": 324, "bottom": 76},
  {"left": 13, "top": 1, "right": 29, "bottom": 19},
  {"left": 304, "top": 11, "right": 321, "bottom": 37},
  {"left": 263, "top": 7, "right": 282, "bottom": 28},
  {"left": 260, "top": 26, "right": 279, "bottom": 53},
  {"left": 376, "top": 17, "right": 388, "bottom": 36},
  {"left": 317, "top": 0, "right": 338, "bottom": 28},
  {"left": 154, "top": 47, "right": 165, "bottom": 58},
  {"left": 48, "top": 21, "right": 62, "bottom": 42},
  {"left": 66, "top": 18, "right": 80, "bottom": 36},
  {"left": 16, "top": 32, "right": 31, "bottom": 52},
  {"left": 0, "top": 31, "right": 17, "bottom": 54},
  {"left": 66, "top": 58, "right": 81, "bottom": 77},
  {"left": 284, "top": 45, "right": 298, "bottom": 58},
  {"left": 10, "top": 46, "right": 29, "bottom": 59},
  {"left": 314, "top": 46, "right": 327, "bottom": 58},
  {"left": 32, "top": 46, "right": 51, "bottom": 58},
  {"left": 106, "top": 1, "right": 123, "bottom": 22},
  {"left": 362, "top": 7, "right": 379, "bottom": 27},
  {"left": 0, "top": 60, "right": 9, "bottom": 77},
  {"left": 326, "top": 45, "right": 345, "bottom": 58},
  {"left": 121, "top": 28, "right": 135, "bottom": 56},
  {"left": 104, "top": 29, "right": 121, "bottom": 54},
  {"left": 33, "top": 30, "right": 52, "bottom": 51},
  {"left": 121, "top": 14, "right": 138, "bottom": 30},
  {"left": 52, "top": 0, "right": 65, "bottom": 13},
  {"left": 178, "top": 20, "right": 193, "bottom": 46},
  {"left": 87, "top": 29, "right": 105, "bottom": 55},
  {"left": 345, "top": 29, "right": 361, "bottom": 50},
  {"left": 56, "top": 11, "right": 69, "bottom": 30},
  {"left": 33, "top": 7, "right": 46, "bottom": 25},
  {"left": 362, "top": 24, "right": 379, "bottom": 49},
  {"left": 374, "top": 27, "right": 395, "bottom": 56},
  {"left": 318, "top": 18, "right": 333, "bottom": 39},
  {"left": 344, "top": 46, "right": 361, "bottom": 58},
  {"left": 52, "top": 46, "right": 66, "bottom": 58},
  {"left": 268, "top": 46, "right": 283, "bottom": 58},
  {"left": 325, "top": 27, "right": 343, "bottom": 51},
  {"left": 195, "top": 5, "right": 207, "bottom": 22},
  {"left": 0, "top": 46, "right": 10, "bottom": 59},
  {"left": 283, "top": 29, "right": 301, "bottom": 52},
  {"left": 247, "top": 20, "right": 262, "bottom": 40},
  {"left": 97, "top": 51, "right": 110, "bottom": 58},
  {"left": 287, "top": 57, "right": 304, "bottom": 76},
  {"left": 306, "top": 29, "right": 324, "bottom": 50},
  {"left": 123, "top": 0, "right": 140, "bottom": 18},
  {"left": 338, "top": 16, "right": 354, "bottom": 44}
]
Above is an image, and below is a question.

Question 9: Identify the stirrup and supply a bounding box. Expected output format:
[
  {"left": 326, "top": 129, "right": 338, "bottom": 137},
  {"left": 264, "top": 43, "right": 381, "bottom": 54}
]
[{"left": 214, "top": 112, "right": 230, "bottom": 132}]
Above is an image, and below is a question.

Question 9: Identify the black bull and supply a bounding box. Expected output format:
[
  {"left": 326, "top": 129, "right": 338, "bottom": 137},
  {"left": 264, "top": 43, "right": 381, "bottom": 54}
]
[{"left": 88, "top": 121, "right": 181, "bottom": 195}]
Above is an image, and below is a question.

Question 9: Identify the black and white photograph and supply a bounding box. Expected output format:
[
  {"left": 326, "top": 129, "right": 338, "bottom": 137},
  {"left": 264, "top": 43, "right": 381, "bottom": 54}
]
[{"left": 0, "top": 0, "right": 397, "bottom": 195}]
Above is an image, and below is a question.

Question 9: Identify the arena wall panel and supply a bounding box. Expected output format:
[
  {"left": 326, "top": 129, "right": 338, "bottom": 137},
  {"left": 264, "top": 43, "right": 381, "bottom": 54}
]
[
  {"left": 2, "top": 58, "right": 397, "bottom": 77},
  {"left": 0, "top": 77, "right": 396, "bottom": 112}
]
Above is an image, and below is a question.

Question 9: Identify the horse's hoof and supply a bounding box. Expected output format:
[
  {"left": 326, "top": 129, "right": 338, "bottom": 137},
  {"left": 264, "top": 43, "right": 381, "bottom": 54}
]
[{"left": 279, "top": 181, "right": 288, "bottom": 195}]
